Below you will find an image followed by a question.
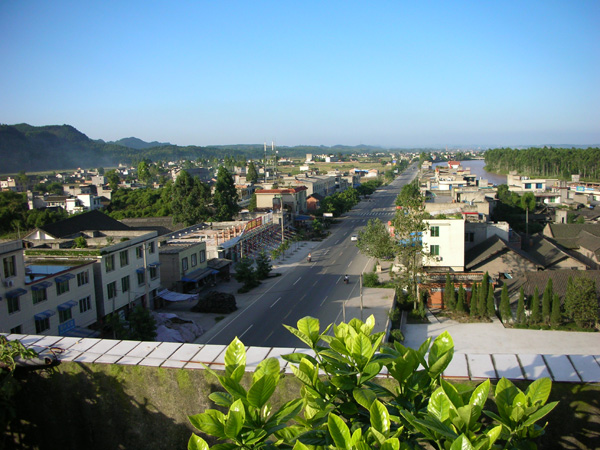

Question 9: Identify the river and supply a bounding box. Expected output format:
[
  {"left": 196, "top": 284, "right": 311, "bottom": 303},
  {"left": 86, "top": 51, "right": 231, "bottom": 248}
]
[{"left": 432, "top": 159, "right": 506, "bottom": 185}]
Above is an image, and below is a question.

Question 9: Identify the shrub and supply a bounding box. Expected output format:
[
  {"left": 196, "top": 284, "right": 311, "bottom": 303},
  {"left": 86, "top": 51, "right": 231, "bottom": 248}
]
[
  {"left": 363, "top": 272, "right": 379, "bottom": 287},
  {"left": 189, "top": 316, "right": 558, "bottom": 450}
]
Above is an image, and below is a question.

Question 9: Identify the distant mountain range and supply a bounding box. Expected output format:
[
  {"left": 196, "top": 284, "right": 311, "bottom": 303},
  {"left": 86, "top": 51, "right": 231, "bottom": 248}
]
[{"left": 1, "top": 123, "right": 598, "bottom": 175}]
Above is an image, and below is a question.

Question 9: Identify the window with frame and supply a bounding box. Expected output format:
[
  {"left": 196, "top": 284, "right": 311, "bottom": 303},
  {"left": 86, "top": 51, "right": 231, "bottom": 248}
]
[
  {"left": 7, "top": 296, "right": 20, "bottom": 314},
  {"left": 121, "top": 275, "right": 130, "bottom": 293},
  {"left": 107, "top": 281, "right": 117, "bottom": 299},
  {"left": 148, "top": 241, "right": 155, "bottom": 253},
  {"left": 191, "top": 253, "right": 197, "bottom": 267},
  {"left": 35, "top": 318, "right": 50, "bottom": 334},
  {"left": 56, "top": 280, "right": 70, "bottom": 295},
  {"left": 524, "top": 183, "right": 532, "bottom": 189},
  {"left": 32, "top": 288, "right": 48, "bottom": 304},
  {"left": 120, "top": 250, "right": 129, "bottom": 267},
  {"left": 59, "top": 308, "right": 72, "bottom": 323},
  {"left": 430, "top": 245, "right": 440, "bottom": 256},
  {"left": 149, "top": 266, "right": 158, "bottom": 280},
  {"left": 136, "top": 245, "right": 143, "bottom": 259},
  {"left": 105, "top": 254, "right": 115, "bottom": 272},
  {"left": 3, "top": 255, "right": 16, "bottom": 278},
  {"left": 199, "top": 250, "right": 206, "bottom": 263},
  {"left": 465, "top": 232, "right": 474, "bottom": 242},
  {"left": 182, "top": 257, "right": 189, "bottom": 272},
  {"left": 430, "top": 226, "right": 440, "bottom": 237},
  {"left": 536, "top": 183, "right": 543, "bottom": 189},
  {"left": 10, "top": 325, "right": 22, "bottom": 334},
  {"left": 77, "top": 270, "right": 89, "bottom": 286},
  {"left": 79, "top": 296, "right": 92, "bottom": 313},
  {"left": 137, "top": 271, "right": 145, "bottom": 286}
]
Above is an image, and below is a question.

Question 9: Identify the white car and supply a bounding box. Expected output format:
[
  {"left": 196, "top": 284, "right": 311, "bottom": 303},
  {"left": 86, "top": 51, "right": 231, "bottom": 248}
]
[{"left": 350, "top": 235, "right": 358, "bottom": 241}]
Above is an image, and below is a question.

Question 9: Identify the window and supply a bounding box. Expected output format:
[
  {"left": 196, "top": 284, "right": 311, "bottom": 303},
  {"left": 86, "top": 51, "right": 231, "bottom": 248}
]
[
  {"left": 105, "top": 254, "right": 115, "bottom": 272},
  {"left": 35, "top": 318, "right": 50, "bottom": 334},
  {"left": 79, "top": 296, "right": 92, "bottom": 313},
  {"left": 3, "top": 255, "right": 16, "bottom": 278},
  {"left": 191, "top": 253, "right": 197, "bottom": 267},
  {"left": 149, "top": 266, "right": 158, "bottom": 280},
  {"left": 199, "top": 250, "right": 206, "bottom": 263},
  {"left": 119, "top": 250, "right": 129, "bottom": 267},
  {"left": 136, "top": 245, "right": 143, "bottom": 259},
  {"left": 524, "top": 183, "right": 532, "bottom": 189},
  {"left": 536, "top": 183, "right": 543, "bottom": 189},
  {"left": 430, "top": 245, "right": 440, "bottom": 256},
  {"left": 107, "top": 281, "right": 117, "bottom": 300},
  {"left": 77, "top": 270, "right": 89, "bottom": 286},
  {"left": 182, "top": 257, "right": 189, "bottom": 272},
  {"left": 137, "top": 271, "right": 145, "bottom": 286},
  {"left": 430, "top": 226, "right": 440, "bottom": 237},
  {"left": 121, "top": 275, "right": 130, "bottom": 293},
  {"left": 10, "top": 325, "right": 22, "bottom": 334},
  {"left": 7, "top": 297, "right": 20, "bottom": 314},
  {"left": 59, "top": 308, "right": 72, "bottom": 324},
  {"left": 32, "top": 288, "right": 48, "bottom": 304},
  {"left": 148, "top": 241, "right": 155, "bottom": 253},
  {"left": 465, "top": 232, "right": 474, "bottom": 242},
  {"left": 56, "top": 280, "right": 70, "bottom": 295}
]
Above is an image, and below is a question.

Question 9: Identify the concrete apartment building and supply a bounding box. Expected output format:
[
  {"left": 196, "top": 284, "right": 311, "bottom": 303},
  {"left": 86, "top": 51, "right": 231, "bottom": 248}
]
[
  {"left": 22, "top": 210, "right": 162, "bottom": 324},
  {"left": 159, "top": 241, "right": 208, "bottom": 292}
]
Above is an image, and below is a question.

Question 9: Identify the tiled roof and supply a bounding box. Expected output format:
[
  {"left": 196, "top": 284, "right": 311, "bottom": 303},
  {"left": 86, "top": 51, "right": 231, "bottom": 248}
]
[
  {"left": 465, "top": 235, "right": 540, "bottom": 270},
  {"left": 37, "top": 210, "right": 131, "bottom": 239},
  {"left": 526, "top": 235, "right": 572, "bottom": 267}
]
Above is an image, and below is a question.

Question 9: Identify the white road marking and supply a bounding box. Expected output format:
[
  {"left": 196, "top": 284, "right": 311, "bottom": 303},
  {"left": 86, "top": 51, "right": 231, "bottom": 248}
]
[
  {"left": 320, "top": 295, "right": 328, "bottom": 306},
  {"left": 270, "top": 297, "right": 281, "bottom": 308},
  {"left": 239, "top": 325, "right": 253, "bottom": 339},
  {"left": 293, "top": 277, "right": 301, "bottom": 285}
]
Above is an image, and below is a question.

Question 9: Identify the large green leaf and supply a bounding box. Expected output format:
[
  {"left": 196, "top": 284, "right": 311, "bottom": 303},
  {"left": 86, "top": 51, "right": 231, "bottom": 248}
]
[
  {"left": 428, "top": 387, "right": 451, "bottom": 422},
  {"left": 265, "top": 398, "right": 304, "bottom": 433},
  {"left": 281, "top": 352, "right": 318, "bottom": 365},
  {"left": 469, "top": 379, "right": 490, "bottom": 410},
  {"left": 224, "top": 399, "right": 245, "bottom": 439},
  {"left": 224, "top": 337, "right": 246, "bottom": 378},
  {"left": 247, "top": 374, "right": 277, "bottom": 408},
  {"left": 218, "top": 375, "right": 248, "bottom": 400},
  {"left": 370, "top": 400, "right": 390, "bottom": 433},
  {"left": 358, "top": 362, "right": 381, "bottom": 384},
  {"left": 297, "top": 316, "right": 321, "bottom": 346},
  {"left": 449, "top": 434, "right": 474, "bottom": 450},
  {"left": 412, "top": 416, "right": 457, "bottom": 440},
  {"left": 352, "top": 333, "right": 375, "bottom": 367},
  {"left": 253, "top": 357, "right": 280, "bottom": 382},
  {"left": 188, "top": 410, "right": 227, "bottom": 438},
  {"left": 485, "top": 425, "right": 503, "bottom": 448},
  {"left": 328, "top": 414, "right": 351, "bottom": 450},
  {"left": 283, "top": 324, "right": 313, "bottom": 347},
  {"left": 291, "top": 364, "right": 312, "bottom": 386},
  {"left": 428, "top": 350, "right": 453, "bottom": 379},
  {"left": 209, "top": 391, "right": 234, "bottom": 408},
  {"left": 292, "top": 440, "right": 309, "bottom": 450},
  {"left": 441, "top": 378, "right": 463, "bottom": 408},
  {"left": 380, "top": 438, "right": 400, "bottom": 450},
  {"left": 188, "top": 434, "right": 209, "bottom": 450},
  {"left": 521, "top": 401, "right": 559, "bottom": 428},
  {"left": 331, "top": 375, "right": 356, "bottom": 390},
  {"left": 495, "top": 378, "right": 519, "bottom": 420},
  {"left": 428, "top": 331, "right": 454, "bottom": 366},
  {"left": 525, "top": 377, "right": 552, "bottom": 406}
]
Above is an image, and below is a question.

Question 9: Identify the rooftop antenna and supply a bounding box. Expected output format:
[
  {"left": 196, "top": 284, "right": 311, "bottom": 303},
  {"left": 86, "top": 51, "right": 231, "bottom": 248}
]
[{"left": 264, "top": 142, "right": 267, "bottom": 184}]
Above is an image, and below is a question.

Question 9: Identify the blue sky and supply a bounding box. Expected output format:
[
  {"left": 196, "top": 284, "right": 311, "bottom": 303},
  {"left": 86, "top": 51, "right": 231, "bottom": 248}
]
[{"left": 1, "top": 1, "right": 598, "bottom": 148}]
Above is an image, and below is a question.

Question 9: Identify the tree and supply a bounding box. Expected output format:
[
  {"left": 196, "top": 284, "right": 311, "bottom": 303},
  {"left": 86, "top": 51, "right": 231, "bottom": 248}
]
[
  {"left": 530, "top": 287, "right": 541, "bottom": 324},
  {"left": 392, "top": 181, "right": 428, "bottom": 308},
  {"left": 248, "top": 193, "right": 257, "bottom": 212},
  {"left": 97, "top": 167, "right": 105, "bottom": 175},
  {"left": 500, "top": 283, "right": 512, "bottom": 323},
  {"left": 127, "top": 305, "right": 157, "bottom": 341},
  {"left": 247, "top": 162, "right": 259, "bottom": 183},
  {"left": 172, "top": 171, "right": 211, "bottom": 226},
  {"left": 213, "top": 167, "right": 239, "bottom": 221},
  {"left": 565, "top": 275, "right": 598, "bottom": 328},
  {"left": 479, "top": 272, "right": 490, "bottom": 317},
  {"left": 470, "top": 284, "right": 478, "bottom": 316},
  {"left": 551, "top": 293, "right": 562, "bottom": 329},
  {"left": 234, "top": 257, "right": 258, "bottom": 290},
  {"left": 516, "top": 287, "right": 526, "bottom": 324},
  {"left": 542, "top": 278, "right": 553, "bottom": 325},
  {"left": 106, "top": 170, "right": 120, "bottom": 191},
  {"left": 255, "top": 251, "right": 272, "bottom": 280},
  {"left": 137, "top": 160, "right": 152, "bottom": 185},
  {"left": 456, "top": 285, "right": 466, "bottom": 312},
  {"left": 486, "top": 284, "right": 496, "bottom": 318},
  {"left": 444, "top": 273, "right": 456, "bottom": 310},
  {"left": 356, "top": 218, "right": 395, "bottom": 260},
  {"left": 72, "top": 236, "right": 87, "bottom": 248}
]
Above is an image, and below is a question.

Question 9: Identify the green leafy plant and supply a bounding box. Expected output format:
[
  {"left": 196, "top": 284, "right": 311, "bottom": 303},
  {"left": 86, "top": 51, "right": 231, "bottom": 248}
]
[{"left": 189, "top": 316, "right": 557, "bottom": 450}]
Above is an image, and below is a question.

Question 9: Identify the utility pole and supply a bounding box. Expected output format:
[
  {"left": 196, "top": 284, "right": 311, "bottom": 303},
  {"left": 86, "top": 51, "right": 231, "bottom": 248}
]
[
  {"left": 264, "top": 142, "right": 267, "bottom": 184},
  {"left": 360, "top": 273, "right": 364, "bottom": 321}
]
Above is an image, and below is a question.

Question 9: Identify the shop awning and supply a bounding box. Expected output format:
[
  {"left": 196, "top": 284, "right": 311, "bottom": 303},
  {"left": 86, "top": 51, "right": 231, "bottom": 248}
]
[
  {"left": 55, "top": 273, "right": 75, "bottom": 283},
  {"left": 31, "top": 281, "right": 52, "bottom": 291},
  {"left": 61, "top": 326, "right": 100, "bottom": 338},
  {"left": 148, "top": 262, "right": 161, "bottom": 268},
  {"left": 57, "top": 300, "right": 78, "bottom": 311},
  {"left": 5, "top": 288, "right": 27, "bottom": 298},
  {"left": 34, "top": 310, "right": 56, "bottom": 321},
  {"left": 294, "top": 215, "right": 312, "bottom": 221},
  {"left": 136, "top": 267, "right": 145, "bottom": 274},
  {"left": 181, "top": 267, "right": 216, "bottom": 283},
  {"left": 157, "top": 289, "right": 198, "bottom": 302}
]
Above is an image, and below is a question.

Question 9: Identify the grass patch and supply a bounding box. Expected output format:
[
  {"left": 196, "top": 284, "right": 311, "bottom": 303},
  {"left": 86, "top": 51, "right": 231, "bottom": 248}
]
[
  {"left": 215, "top": 316, "right": 225, "bottom": 322},
  {"left": 437, "top": 310, "right": 493, "bottom": 323}
]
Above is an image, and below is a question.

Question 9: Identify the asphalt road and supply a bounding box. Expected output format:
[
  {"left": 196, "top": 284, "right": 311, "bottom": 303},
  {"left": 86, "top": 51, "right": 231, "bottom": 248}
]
[{"left": 198, "top": 164, "right": 419, "bottom": 348}]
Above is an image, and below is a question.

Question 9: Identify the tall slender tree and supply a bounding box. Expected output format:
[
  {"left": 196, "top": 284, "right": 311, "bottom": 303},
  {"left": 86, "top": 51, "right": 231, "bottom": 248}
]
[
  {"left": 542, "top": 278, "right": 553, "bottom": 325},
  {"left": 500, "top": 284, "right": 512, "bottom": 323},
  {"left": 530, "top": 287, "right": 541, "bottom": 324},
  {"left": 247, "top": 162, "right": 259, "bottom": 183},
  {"left": 486, "top": 284, "right": 496, "bottom": 318},
  {"left": 213, "top": 167, "right": 240, "bottom": 221},
  {"left": 516, "top": 287, "right": 526, "bottom": 324},
  {"left": 469, "top": 284, "right": 478, "bottom": 316},
  {"left": 550, "top": 293, "right": 561, "bottom": 329},
  {"left": 456, "top": 286, "right": 466, "bottom": 313}
]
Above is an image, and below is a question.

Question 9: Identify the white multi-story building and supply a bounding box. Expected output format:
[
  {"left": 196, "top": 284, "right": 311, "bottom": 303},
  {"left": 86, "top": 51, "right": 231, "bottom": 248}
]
[{"left": 422, "top": 218, "right": 466, "bottom": 271}]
